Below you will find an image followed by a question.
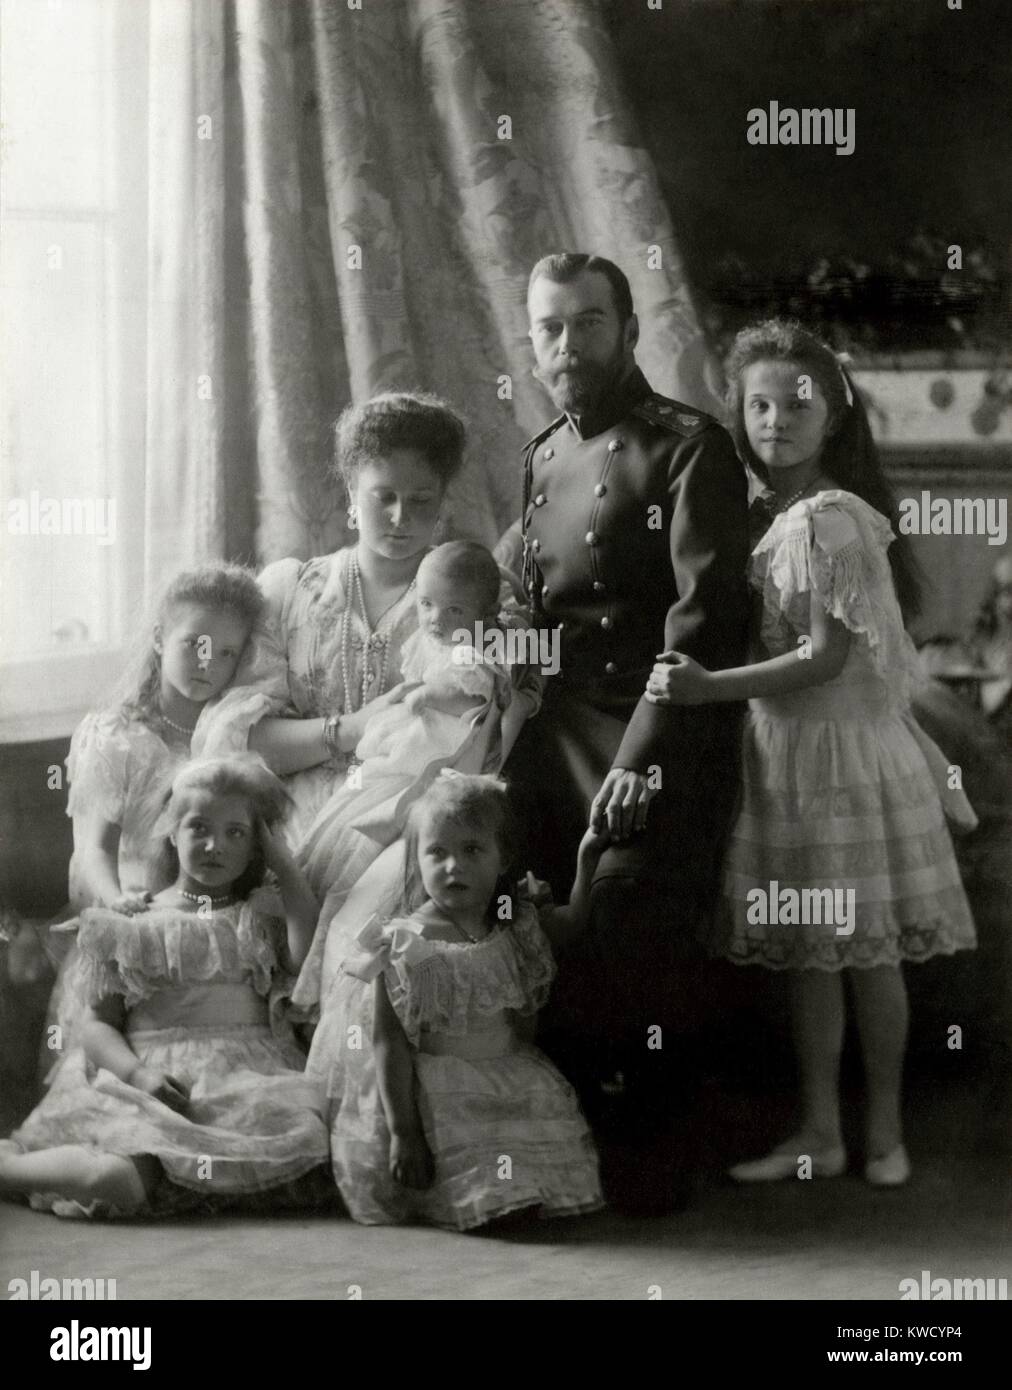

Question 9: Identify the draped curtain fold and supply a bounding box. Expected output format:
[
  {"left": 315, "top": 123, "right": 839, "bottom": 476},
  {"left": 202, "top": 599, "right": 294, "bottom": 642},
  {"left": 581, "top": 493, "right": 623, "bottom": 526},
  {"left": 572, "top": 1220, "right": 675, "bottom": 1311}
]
[{"left": 143, "top": 0, "right": 717, "bottom": 591}]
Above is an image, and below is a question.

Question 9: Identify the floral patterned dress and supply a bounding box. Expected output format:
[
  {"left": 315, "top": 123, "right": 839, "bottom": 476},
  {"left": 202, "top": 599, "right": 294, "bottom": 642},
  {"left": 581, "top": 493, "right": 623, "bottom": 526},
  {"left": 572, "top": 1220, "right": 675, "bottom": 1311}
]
[
  {"left": 194, "top": 548, "right": 424, "bottom": 844},
  {"left": 720, "top": 489, "right": 978, "bottom": 970},
  {"left": 315, "top": 907, "right": 603, "bottom": 1230},
  {"left": 7, "top": 892, "right": 329, "bottom": 1213}
]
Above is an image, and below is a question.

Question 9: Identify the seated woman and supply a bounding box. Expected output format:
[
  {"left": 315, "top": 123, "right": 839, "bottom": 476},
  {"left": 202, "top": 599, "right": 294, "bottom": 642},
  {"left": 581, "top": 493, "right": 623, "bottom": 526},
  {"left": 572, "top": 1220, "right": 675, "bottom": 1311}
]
[
  {"left": 195, "top": 393, "right": 542, "bottom": 1017},
  {"left": 298, "top": 541, "right": 513, "bottom": 911}
]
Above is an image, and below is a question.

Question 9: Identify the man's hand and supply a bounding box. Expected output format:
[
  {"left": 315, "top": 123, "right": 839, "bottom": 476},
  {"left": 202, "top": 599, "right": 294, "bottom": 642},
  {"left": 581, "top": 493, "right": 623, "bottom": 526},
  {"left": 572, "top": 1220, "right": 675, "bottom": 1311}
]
[{"left": 589, "top": 768, "right": 656, "bottom": 841}]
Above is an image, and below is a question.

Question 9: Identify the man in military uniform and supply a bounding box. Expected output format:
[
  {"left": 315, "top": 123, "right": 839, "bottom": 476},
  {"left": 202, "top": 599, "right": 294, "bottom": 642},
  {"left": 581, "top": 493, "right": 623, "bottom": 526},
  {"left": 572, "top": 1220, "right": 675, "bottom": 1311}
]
[{"left": 504, "top": 253, "right": 751, "bottom": 1213}]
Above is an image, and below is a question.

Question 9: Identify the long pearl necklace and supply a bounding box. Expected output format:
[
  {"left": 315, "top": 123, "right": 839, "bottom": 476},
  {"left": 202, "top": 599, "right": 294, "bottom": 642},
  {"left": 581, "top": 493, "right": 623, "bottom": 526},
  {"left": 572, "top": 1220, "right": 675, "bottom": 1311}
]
[
  {"left": 338, "top": 550, "right": 415, "bottom": 713},
  {"left": 160, "top": 710, "right": 196, "bottom": 737}
]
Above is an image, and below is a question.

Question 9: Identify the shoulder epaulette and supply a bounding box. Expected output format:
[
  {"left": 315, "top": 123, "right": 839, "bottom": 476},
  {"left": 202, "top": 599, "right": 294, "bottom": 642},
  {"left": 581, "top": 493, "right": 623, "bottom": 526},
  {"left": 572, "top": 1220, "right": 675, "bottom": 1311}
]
[
  {"left": 632, "top": 395, "right": 716, "bottom": 437},
  {"left": 523, "top": 414, "right": 567, "bottom": 453}
]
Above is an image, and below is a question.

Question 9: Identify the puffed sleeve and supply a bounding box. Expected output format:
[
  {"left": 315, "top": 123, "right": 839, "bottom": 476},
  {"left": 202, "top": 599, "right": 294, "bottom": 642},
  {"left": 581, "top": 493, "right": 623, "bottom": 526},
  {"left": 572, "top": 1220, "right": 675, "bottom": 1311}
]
[
  {"left": 72, "top": 910, "right": 133, "bottom": 1007},
  {"left": 341, "top": 915, "right": 422, "bottom": 984},
  {"left": 614, "top": 426, "right": 751, "bottom": 772},
  {"left": 509, "top": 902, "right": 557, "bottom": 1014},
  {"left": 807, "top": 504, "right": 888, "bottom": 646},
  {"left": 65, "top": 712, "right": 132, "bottom": 825}
]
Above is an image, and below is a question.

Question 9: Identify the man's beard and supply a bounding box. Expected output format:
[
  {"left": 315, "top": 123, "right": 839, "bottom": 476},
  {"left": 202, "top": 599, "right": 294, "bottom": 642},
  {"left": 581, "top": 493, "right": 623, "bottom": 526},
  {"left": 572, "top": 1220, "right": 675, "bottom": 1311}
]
[{"left": 533, "top": 345, "right": 627, "bottom": 415}]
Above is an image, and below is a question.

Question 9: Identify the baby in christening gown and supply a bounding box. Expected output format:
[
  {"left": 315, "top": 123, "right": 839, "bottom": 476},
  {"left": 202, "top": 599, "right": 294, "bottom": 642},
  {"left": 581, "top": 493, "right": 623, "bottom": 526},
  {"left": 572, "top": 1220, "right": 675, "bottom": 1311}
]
[{"left": 293, "top": 543, "right": 512, "bottom": 1003}]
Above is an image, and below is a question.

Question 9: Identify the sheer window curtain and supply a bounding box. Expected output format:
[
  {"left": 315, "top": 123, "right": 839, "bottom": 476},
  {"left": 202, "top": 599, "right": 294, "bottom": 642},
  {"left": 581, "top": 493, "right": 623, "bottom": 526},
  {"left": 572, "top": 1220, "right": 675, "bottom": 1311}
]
[
  {"left": 1, "top": 0, "right": 719, "bottom": 740},
  {"left": 1, "top": 0, "right": 148, "bottom": 739}
]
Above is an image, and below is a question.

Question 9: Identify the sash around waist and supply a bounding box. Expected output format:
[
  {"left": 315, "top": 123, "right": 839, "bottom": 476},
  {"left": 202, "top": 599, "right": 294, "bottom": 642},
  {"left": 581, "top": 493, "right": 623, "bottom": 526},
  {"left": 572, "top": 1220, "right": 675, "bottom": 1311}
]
[{"left": 126, "top": 982, "right": 269, "bottom": 1033}]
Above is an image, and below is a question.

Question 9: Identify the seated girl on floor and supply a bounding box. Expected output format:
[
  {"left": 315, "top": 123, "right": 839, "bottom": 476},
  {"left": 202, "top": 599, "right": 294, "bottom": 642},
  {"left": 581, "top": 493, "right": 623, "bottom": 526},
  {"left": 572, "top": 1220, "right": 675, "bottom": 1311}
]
[
  {"left": 0, "top": 756, "right": 330, "bottom": 1219},
  {"left": 311, "top": 770, "right": 606, "bottom": 1231},
  {"left": 293, "top": 540, "right": 515, "bottom": 1004}
]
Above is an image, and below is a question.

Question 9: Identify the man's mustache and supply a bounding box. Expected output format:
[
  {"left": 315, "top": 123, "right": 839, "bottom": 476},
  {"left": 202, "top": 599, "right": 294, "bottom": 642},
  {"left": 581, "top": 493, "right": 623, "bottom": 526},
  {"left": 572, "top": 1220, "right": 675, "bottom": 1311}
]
[{"left": 533, "top": 359, "right": 603, "bottom": 386}]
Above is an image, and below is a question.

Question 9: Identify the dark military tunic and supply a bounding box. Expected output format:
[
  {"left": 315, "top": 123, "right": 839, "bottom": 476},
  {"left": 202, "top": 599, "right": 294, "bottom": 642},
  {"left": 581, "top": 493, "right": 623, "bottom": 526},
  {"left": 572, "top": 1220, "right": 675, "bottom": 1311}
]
[{"left": 507, "top": 365, "right": 751, "bottom": 921}]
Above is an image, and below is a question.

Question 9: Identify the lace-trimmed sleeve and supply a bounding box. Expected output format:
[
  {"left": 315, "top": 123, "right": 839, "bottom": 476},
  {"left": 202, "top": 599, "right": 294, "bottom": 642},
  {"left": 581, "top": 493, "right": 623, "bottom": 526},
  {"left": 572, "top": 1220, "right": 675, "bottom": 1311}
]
[
  {"left": 752, "top": 491, "right": 920, "bottom": 685},
  {"left": 509, "top": 902, "right": 557, "bottom": 1014},
  {"left": 65, "top": 712, "right": 133, "bottom": 825}
]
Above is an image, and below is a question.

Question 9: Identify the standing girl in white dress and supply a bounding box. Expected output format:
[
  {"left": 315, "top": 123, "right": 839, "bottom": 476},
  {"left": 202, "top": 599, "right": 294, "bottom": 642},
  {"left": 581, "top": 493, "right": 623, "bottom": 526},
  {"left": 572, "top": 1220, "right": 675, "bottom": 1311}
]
[{"left": 647, "top": 319, "right": 977, "bottom": 1188}]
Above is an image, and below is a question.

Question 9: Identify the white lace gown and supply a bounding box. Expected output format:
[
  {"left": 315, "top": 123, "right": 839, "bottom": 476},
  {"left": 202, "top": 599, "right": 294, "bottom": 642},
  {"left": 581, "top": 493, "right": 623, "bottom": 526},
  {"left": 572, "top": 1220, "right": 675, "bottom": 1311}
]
[
  {"left": 291, "top": 631, "right": 511, "bottom": 1007},
  {"left": 721, "top": 489, "right": 978, "bottom": 970},
  {"left": 313, "top": 907, "right": 603, "bottom": 1230},
  {"left": 9, "top": 892, "right": 329, "bottom": 1208}
]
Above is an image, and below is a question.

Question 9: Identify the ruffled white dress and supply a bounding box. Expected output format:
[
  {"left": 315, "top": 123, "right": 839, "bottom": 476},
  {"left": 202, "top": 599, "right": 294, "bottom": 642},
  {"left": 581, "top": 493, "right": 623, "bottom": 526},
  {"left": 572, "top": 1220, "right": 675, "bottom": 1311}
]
[
  {"left": 721, "top": 489, "right": 978, "bottom": 970},
  {"left": 53, "top": 708, "right": 205, "bottom": 1058},
  {"left": 313, "top": 907, "right": 603, "bottom": 1230},
  {"left": 66, "top": 708, "right": 197, "bottom": 899},
  {"left": 8, "top": 893, "right": 329, "bottom": 1209}
]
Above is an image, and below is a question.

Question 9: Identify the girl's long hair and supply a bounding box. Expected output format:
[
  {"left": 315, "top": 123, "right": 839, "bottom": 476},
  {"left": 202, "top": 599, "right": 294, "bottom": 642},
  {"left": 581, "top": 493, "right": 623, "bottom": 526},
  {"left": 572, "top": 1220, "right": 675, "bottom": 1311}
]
[
  {"left": 724, "top": 318, "right": 922, "bottom": 621},
  {"left": 105, "top": 564, "right": 265, "bottom": 728},
  {"left": 397, "top": 773, "right": 521, "bottom": 924},
  {"left": 150, "top": 754, "right": 292, "bottom": 902}
]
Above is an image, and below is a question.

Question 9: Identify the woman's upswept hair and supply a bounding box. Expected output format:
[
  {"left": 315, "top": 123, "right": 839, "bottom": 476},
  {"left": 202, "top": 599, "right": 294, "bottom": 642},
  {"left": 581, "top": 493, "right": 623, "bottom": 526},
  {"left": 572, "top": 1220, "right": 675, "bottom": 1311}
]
[
  {"left": 151, "top": 754, "right": 292, "bottom": 900},
  {"left": 397, "top": 773, "right": 520, "bottom": 922},
  {"left": 107, "top": 563, "right": 264, "bottom": 728},
  {"left": 332, "top": 392, "right": 466, "bottom": 493},
  {"left": 724, "top": 318, "right": 922, "bottom": 621}
]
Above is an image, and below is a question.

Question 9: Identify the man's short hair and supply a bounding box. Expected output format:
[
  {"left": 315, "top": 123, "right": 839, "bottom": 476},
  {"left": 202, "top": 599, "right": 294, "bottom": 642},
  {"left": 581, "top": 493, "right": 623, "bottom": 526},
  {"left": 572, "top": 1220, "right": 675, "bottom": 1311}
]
[{"left": 527, "top": 253, "right": 634, "bottom": 324}]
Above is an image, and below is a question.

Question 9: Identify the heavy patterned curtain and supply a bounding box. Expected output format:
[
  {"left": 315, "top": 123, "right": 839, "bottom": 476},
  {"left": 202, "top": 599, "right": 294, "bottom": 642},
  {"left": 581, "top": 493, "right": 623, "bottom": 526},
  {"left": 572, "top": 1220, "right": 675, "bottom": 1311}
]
[{"left": 148, "top": 0, "right": 717, "bottom": 583}]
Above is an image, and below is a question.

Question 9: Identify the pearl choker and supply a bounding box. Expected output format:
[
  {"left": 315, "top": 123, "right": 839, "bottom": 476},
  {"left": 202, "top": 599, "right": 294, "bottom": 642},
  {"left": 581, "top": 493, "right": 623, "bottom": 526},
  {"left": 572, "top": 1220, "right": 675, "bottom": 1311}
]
[{"left": 179, "top": 888, "right": 234, "bottom": 907}]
